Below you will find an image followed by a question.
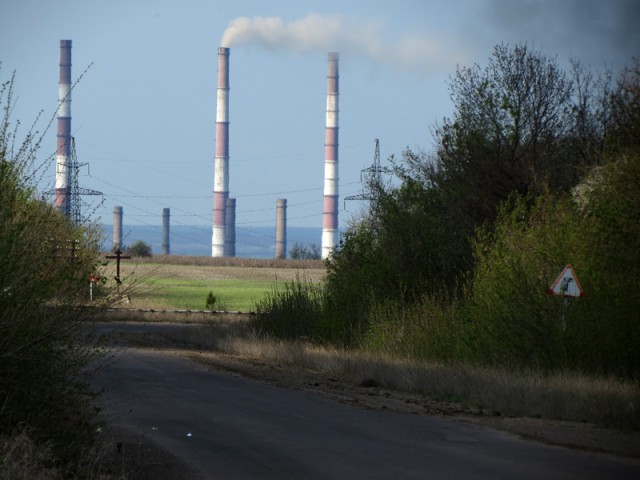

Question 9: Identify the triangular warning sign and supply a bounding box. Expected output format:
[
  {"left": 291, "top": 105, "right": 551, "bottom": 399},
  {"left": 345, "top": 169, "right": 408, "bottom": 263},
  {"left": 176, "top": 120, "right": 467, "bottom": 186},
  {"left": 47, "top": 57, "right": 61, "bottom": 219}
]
[{"left": 548, "top": 264, "right": 585, "bottom": 298}]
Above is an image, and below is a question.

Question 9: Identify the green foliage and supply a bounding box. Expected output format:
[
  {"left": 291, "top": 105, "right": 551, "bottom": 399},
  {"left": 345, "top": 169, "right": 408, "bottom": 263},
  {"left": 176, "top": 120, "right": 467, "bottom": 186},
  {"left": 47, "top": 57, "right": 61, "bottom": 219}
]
[
  {"left": 125, "top": 239, "right": 152, "bottom": 257},
  {"left": 466, "top": 195, "right": 584, "bottom": 370},
  {"left": 253, "top": 51, "right": 640, "bottom": 381},
  {"left": 253, "top": 279, "right": 325, "bottom": 341},
  {"left": 362, "top": 295, "right": 471, "bottom": 363},
  {"left": 321, "top": 44, "right": 610, "bottom": 350},
  {"left": 466, "top": 161, "right": 640, "bottom": 378},
  {"left": 206, "top": 290, "right": 217, "bottom": 310},
  {"left": 1, "top": 70, "right": 102, "bottom": 464},
  {"left": 323, "top": 220, "right": 390, "bottom": 346}
]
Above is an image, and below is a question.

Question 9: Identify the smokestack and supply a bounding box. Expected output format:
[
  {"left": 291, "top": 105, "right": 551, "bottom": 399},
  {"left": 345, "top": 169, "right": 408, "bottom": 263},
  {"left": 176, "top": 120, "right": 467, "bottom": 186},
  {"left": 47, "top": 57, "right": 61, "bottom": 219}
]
[
  {"left": 322, "top": 52, "right": 339, "bottom": 259},
  {"left": 212, "top": 47, "right": 231, "bottom": 257},
  {"left": 55, "top": 39, "right": 72, "bottom": 216},
  {"left": 224, "top": 197, "right": 236, "bottom": 257},
  {"left": 275, "top": 198, "right": 287, "bottom": 259},
  {"left": 113, "top": 206, "right": 123, "bottom": 251},
  {"left": 162, "top": 208, "right": 170, "bottom": 255}
]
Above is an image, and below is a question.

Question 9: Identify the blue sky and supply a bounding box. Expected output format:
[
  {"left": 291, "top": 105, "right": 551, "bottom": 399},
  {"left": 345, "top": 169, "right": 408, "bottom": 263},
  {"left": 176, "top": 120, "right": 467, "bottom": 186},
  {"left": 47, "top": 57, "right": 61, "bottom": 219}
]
[{"left": 1, "top": 0, "right": 637, "bottom": 236}]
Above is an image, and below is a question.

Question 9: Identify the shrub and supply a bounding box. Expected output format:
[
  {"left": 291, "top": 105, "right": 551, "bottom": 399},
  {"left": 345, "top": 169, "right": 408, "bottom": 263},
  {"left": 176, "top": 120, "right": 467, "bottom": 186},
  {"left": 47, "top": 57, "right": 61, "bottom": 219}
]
[
  {"left": 1, "top": 69, "right": 103, "bottom": 465},
  {"left": 362, "top": 294, "right": 471, "bottom": 363},
  {"left": 253, "top": 278, "right": 325, "bottom": 341},
  {"left": 468, "top": 182, "right": 640, "bottom": 377},
  {"left": 206, "top": 290, "right": 217, "bottom": 310}
]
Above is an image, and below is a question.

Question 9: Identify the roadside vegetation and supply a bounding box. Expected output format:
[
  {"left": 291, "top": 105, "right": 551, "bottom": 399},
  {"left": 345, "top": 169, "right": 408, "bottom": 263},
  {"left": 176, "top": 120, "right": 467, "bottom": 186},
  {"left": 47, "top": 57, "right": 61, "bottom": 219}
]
[
  {"left": 253, "top": 45, "right": 640, "bottom": 426},
  {"left": 177, "top": 319, "right": 638, "bottom": 430},
  {"left": 1, "top": 70, "right": 107, "bottom": 477}
]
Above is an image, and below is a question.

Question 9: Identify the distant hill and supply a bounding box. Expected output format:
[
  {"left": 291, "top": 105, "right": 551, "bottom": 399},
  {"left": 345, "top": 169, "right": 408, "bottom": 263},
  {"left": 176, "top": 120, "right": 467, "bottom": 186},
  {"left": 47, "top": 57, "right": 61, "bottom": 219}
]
[{"left": 101, "top": 224, "right": 324, "bottom": 259}]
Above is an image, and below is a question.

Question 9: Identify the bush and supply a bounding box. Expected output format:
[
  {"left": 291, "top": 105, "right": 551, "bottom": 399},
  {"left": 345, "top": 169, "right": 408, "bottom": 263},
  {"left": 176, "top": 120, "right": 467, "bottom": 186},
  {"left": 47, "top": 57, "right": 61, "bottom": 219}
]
[
  {"left": 206, "top": 290, "right": 217, "bottom": 310},
  {"left": 362, "top": 294, "right": 471, "bottom": 363},
  {"left": 467, "top": 177, "right": 640, "bottom": 377},
  {"left": 254, "top": 278, "right": 325, "bottom": 341},
  {"left": 1, "top": 70, "right": 103, "bottom": 465}
]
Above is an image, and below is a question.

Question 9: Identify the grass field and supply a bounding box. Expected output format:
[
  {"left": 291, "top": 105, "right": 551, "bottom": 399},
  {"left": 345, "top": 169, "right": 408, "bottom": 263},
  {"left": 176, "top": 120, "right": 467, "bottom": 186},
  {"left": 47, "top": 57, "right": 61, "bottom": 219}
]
[{"left": 100, "top": 256, "right": 326, "bottom": 311}]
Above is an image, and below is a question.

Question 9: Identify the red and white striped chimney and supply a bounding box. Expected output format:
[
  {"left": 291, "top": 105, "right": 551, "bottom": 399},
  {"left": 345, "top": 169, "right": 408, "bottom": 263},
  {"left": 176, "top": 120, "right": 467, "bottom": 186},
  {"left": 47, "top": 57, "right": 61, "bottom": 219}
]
[
  {"left": 212, "top": 47, "right": 230, "bottom": 257},
  {"left": 55, "top": 39, "right": 72, "bottom": 216},
  {"left": 322, "top": 52, "right": 339, "bottom": 259}
]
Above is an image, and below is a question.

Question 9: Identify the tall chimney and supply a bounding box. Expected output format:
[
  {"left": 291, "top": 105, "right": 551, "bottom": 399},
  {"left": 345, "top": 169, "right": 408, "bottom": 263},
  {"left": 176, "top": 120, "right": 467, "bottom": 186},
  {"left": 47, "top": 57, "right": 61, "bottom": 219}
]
[
  {"left": 322, "top": 52, "right": 339, "bottom": 259},
  {"left": 224, "top": 197, "right": 236, "bottom": 257},
  {"left": 162, "top": 208, "right": 170, "bottom": 255},
  {"left": 113, "top": 206, "right": 123, "bottom": 251},
  {"left": 55, "top": 39, "right": 72, "bottom": 216},
  {"left": 212, "top": 47, "right": 230, "bottom": 257},
  {"left": 275, "top": 198, "right": 287, "bottom": 259}
]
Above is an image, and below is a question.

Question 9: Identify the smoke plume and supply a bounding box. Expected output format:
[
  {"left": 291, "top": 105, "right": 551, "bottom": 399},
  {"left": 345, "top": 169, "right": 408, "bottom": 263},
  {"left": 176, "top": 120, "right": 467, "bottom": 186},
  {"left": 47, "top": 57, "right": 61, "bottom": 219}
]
[{"left": 220, "top": 13, "right": 464, "bottom": 74}]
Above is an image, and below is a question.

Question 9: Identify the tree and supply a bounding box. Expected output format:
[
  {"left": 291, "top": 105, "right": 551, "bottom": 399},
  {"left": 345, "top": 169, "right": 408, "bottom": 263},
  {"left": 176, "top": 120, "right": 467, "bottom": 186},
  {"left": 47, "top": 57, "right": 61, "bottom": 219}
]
[
  {"left": 126, "top": 239, "right": 152, "bottom": 257},
  {"left": 607, "top": 60, "right": 640, "bottom": 157},
  {"left": 324, "top": 43, "right": 613, "bottom": 344},
  {"left": 288, "top": 242, "right": 321, "bottom": 260},
  {"left": 431, "top": 44, "right": 609, "bottom": 225}
]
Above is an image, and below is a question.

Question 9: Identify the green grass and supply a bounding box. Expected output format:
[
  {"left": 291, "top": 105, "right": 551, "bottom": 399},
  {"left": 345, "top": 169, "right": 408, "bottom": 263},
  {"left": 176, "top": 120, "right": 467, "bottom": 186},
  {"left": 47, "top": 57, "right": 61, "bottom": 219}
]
[
  {"left": 106, "top": 258, "right": 326, "bottom": 312},
  {"left": 128, "top": 277, "right": 281, "bottom": 312}
]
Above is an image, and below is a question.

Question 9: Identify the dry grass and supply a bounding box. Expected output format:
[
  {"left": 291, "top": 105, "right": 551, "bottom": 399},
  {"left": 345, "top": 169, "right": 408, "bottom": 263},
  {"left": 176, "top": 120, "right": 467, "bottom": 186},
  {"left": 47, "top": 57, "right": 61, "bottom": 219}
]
[
  {"left": 0, "top": 429, "right": 122, "bottom": 480},
  {"left": 101, "top": 257, "right": 326, "bottom": 283},
  {"left": 0, "top": 431, "right": 59, "bottom": 479},
  {"left": 120, "top": 254, "right": 325, "bottom": 271},
  {"left": 155, "top": 321, "right": 640, "bottom": 430}
]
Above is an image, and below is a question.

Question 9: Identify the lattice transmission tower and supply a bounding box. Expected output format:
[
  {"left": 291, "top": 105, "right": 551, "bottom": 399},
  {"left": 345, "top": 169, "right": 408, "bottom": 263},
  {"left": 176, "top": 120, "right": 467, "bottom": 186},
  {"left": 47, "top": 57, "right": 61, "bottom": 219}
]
[
  {"left": 68, "top": 137, "right": 103, "bottom": 225},
  {"left": 48, "top": 136, "right": 103, "bottom": 225},
  {"left": 344, "top": 139, "right": 393, "bottom": 208}
]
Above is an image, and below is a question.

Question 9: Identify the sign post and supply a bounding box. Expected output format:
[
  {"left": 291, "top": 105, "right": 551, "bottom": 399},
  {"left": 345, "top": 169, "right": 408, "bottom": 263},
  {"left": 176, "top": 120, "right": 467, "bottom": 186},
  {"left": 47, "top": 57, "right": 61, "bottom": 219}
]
[
  {"left": 89, "top": 274, "right": 99, "bottom": 302},
  {"left": 548, "top": 263, "right": 585, "bottom": 330}
]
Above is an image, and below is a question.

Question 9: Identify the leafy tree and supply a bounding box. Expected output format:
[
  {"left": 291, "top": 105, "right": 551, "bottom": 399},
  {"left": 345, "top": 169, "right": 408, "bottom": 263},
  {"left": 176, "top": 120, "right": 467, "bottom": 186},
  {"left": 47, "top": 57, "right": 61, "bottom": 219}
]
[
  {"left": 430, "top": 44, "right": 609, "bottom": 226},
  {"left": 125, "top": 239, "right": 152, "bottom": 257}
]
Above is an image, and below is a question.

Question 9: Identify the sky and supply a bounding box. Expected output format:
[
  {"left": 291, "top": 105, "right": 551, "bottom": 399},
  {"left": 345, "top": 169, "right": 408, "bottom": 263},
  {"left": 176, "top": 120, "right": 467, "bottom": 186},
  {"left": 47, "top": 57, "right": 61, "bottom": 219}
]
[{"left": 1, "top": 0, "right": 638, "bottom": 240}]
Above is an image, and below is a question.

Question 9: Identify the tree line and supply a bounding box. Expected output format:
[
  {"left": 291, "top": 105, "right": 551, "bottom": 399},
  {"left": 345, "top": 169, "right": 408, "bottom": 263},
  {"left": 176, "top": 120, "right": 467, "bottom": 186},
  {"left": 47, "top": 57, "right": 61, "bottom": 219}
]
[{"left": 256, "top": 44, "right": 640, "bottom": 379}]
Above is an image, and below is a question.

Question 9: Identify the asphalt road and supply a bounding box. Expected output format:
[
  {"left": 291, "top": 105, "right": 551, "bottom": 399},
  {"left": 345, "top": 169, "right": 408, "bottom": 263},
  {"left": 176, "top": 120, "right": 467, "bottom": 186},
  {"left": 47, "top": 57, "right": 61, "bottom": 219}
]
[{"left": 90, "top": 335, "right": 639, "bottom": 479}]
